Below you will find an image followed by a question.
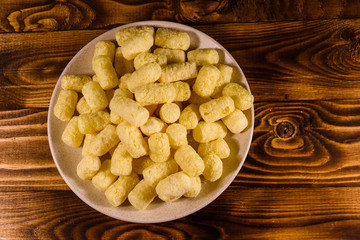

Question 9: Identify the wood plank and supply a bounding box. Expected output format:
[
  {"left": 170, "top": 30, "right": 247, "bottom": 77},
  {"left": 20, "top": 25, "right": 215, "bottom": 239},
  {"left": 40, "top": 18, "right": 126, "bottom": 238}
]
[
  {"left": 2, "top": 19, "right": 360, "bottom": 109},
  {"left": 2, "top": 0, "right": 360, "bottom": 32},
  {"left": 0, "top": 30, "right": 106, "bottom": 109},
  {"left": 176, "top": 0, "right": 358, "bottom": 24},
  {"left": 239, "top": 99, "right": 360, "bottom": 186},
  {"left": 0, "top": 30, "right": 105, "bottom": 86},
  {"left": 196, "top": 21, "right": 360, "bottom": 102},
  {"left": 0, "top": 109, "right": 67, "bottom": 190},
  {"left": 0, "top": 0, "right": 171, "bottom": 32},
  {"left": 0, "top": 85, "right": 55, "bottom": 109},
  {"left": 1, "top": 188, "right": 360, "bottom": 239},
  {"left": 1, "top": 99, "right": 360, "bottom": 190}
]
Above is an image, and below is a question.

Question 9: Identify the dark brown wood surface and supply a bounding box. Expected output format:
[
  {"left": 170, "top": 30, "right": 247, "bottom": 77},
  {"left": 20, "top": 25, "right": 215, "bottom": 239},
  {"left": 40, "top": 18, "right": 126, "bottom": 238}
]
[{"left": 1, "top": 0, "right": 360, "bottom": 239}]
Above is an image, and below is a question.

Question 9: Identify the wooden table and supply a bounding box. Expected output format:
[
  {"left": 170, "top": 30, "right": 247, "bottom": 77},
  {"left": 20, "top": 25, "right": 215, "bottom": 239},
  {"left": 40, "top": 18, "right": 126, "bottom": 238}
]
[{"left": 2, "top": 1, "right": 360, "bottom": 239}]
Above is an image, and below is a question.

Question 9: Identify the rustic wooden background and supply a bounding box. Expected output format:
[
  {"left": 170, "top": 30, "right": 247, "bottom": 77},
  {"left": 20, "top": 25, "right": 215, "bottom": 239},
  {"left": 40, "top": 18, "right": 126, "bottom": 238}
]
[{"left": 1, "top": 0, "right": 360, "bottom": 239}]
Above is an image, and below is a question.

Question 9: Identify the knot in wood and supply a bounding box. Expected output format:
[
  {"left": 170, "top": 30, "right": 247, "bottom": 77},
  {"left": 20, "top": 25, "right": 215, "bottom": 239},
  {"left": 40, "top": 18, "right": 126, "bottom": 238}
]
[{"left": 276, "top": 121, "right": 295, "bottom": 139}]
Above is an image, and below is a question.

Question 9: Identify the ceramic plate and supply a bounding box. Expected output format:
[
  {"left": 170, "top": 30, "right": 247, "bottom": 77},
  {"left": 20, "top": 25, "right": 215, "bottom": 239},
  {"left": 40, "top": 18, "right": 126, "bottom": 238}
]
[{"left": 48, "top": 20, "right": 254, "bottom": 223}]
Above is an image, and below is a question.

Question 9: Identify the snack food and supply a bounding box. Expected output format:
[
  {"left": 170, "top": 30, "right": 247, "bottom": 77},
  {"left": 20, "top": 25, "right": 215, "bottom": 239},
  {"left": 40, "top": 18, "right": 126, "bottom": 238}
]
[
  {"left": 193, "top": 64, "right": 221, "bottom": 98},
  {"left": 111, "top": 142, "right": 133, "bottom": 176},
  {"left": 179, "top": 104, "right": 201, "bottom": 129},
  {"left": 89, "top": 124, "right": 119, "bottom": 156},
  {"left": 193, "top": 121, "right": 227, "bottom": 143},
  {"left": 159, "top": 102, "right": 181, "bottom": 123},
  {"left": 134, "top": 52, "right": 167, "bottom": 70},
  {"left": 92, "top": 55, "right": 119, "bottom": 89},
  {"left": 187, "top": 49, "right": 219, "bottom": 65},
  {"left": 60, "top": 74, "right": 92, "bottom": 92},
  {"left": 127, "top": 62, "right": 161, "bottom": 92},
  {"left": 199, "top": 96, "right": 235, "bottom": 122},
  {"left": 116, "top": 121, "right": 148, "bottom": 158},
  {"left": 153, "top": 48, "right": 185, "bottom": 63},
  {"left": 202, "top": 153, "right": 223, "bottom": 182},
  {"left": 92, "top": 159, "right": 118, "bottom": 191},
  {"left": 53, "top": 25, "right": 253, "bottom": 210},
  {"left": 142, "top": 158, "right": 179, "bottom": 186},
  {"left": 77, "top": 155, "right": 101, "bottom": 180},
  {"left": 78, "top": 111, "right": 110, "bottom": 134},
  {"left": 165, "top": 123, "right": 188, "bottom": 149},
  {"left": 174, "top": 145, "right": 204, "bottom": 177},
  {"left": 82, "top": 81, "right": 108, "bottom": 111},
  {"left": 109, "top": 96, "right": 149, "bottom": 127},
  {"left": 197, "top": 138, "right": 230, "bottom": 159},
  {"left": 154, "top": 28, "right": 190, "bottom": 51},
  {"left": 134, "top": 82, "right": 176, "bottom": 106},
  {"left": 54, "top": 90, "right": 78, "bottom": 121},
  {"left": 105, "top": 172, "right": 139, "bottom": 207},
  {"left": 159, "top": 62, "right": 197, "bottom": 83},
  {"left": 148, "top": 132, "right": 171, "bottom": 163},
  {"left": 155, "top": 171, "right": 191, "bottom": 202},
  {"left": 128, "top": 179, "right": 157, "bottom": 210},
  {"left": 61, "top": 116, "right": 84, "bottom": 147},
  {"left": 120, "top": 32, "right": 154, "bottom": 60},
  {"left": 93, "top": 40, "right": 116, "bottom": 62}
]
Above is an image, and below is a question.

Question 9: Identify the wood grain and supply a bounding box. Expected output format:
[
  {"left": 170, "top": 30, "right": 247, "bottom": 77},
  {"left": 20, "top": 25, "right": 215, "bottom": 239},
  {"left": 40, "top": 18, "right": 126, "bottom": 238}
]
[
  {"left": 197, "top": 20, "right": 360, "bottom": 102},
  {"left": 1, "top": 100, "right": 360, "bottom": 190},
  {"left": 176, "top": 0, "right": 360, "bottom": 24},
  {"left": 240, "top": 100, "right": 360, "bottom": 186},
  {"left": 3, "top": 0, "right": 360, "bottom": 32},
  {"left": 1, "top": 19, "right": 360, "bottom": 109},
  {"left": 0, "top": 0, "right": 172, "bottom": 32},
  {"left": 1, "top": 188, "right": 360, "bottom": 239},
  {"left": 0, "top": 109, "right": 66, "bottom": 190},
  {"left": 1, "top": 0, "right": 96, "bottom": 32},
  {"left": 0, "top": 30, "right": 106, "bottom": 109},
  {"left": 1, "top": 1, "right": 360, "bottom": 239}
]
